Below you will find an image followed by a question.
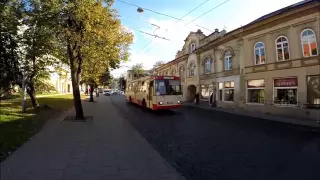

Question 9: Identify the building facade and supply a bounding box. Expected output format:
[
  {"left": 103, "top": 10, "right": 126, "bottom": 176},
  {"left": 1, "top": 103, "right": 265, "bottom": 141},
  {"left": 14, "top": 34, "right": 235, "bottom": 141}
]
[
  {"left": 48, "top": 64, "right": 73, "bottom": 93},
  {"left": 155, "top": 0, "right": 320, "bottom": 120}
]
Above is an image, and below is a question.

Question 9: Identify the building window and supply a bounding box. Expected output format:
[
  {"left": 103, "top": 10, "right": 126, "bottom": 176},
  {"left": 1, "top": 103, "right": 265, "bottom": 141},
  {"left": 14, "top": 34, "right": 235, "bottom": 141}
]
[
  {"left": 201, "top": 84, "right": 213, "bottom": 99},
  {"left": 224, "top": 81, "right": 234, "bottom": 102},
  {"left": 189, "top": 61, "right": 195, "bottom": 77},
  {"left": 190, "top": 43, "right": 196, "bottom": 54},
  {"left": 218, "top": 82, "right": 223, "bottom": 101},
  {"left": 205, "top": 58, "right": 211, "bottom": 74},
  {"left": 224, "top": 51, "right": 232, "bottom": 71},
  {"left": 301, "top": 29, "right": 318, "bottom": 57},
  {"left": 273, "top": 78, "right": 298, "bottom": 106},
  {"left": 179, "top": 66, "right": 184, "bottom": 78},
  {"left": 247, "top": 79, "right": 265, "bottom": 104},
  {"left": 276, "top": 36, "right": 290, "bottom": 61},
  {"left": 307, "top": 75, "right": 320, "bottom": 105},
  {"left": 171, "top": 69, "right": 176, "bottom": 76},
  {"left": 254, "top": 42, "right": 266, "bottom": 65}
]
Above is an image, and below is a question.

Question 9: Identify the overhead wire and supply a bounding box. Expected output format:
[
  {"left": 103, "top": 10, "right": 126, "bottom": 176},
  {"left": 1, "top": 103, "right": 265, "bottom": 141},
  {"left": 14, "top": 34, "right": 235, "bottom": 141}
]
[
  {"left": 185, "top": 0, "right": 231, "bottom": 26},
  {"left": 115, "top": 0, "right": 214, "bottom": 33},
  {"left": 143, "top": 0, "right": 215, "bottom": 54},
  {"left": 116, "top": 0, "right": 230, "bottom": 58}
]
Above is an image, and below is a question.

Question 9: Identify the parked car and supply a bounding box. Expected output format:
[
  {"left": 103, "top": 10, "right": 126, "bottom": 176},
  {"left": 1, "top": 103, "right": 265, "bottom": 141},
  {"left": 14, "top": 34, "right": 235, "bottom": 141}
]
[
  {"left": 103, "top": 90, "right": 112, "bottom": 96},
  {"left": 98, "top": 88, "right": 103, "bottom": 93}
]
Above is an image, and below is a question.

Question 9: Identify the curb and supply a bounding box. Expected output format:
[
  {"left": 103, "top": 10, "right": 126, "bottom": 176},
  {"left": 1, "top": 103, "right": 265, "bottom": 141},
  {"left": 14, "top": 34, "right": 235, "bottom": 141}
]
[{"left": 183, "top": 103, "right": 320, "bottom": 130}]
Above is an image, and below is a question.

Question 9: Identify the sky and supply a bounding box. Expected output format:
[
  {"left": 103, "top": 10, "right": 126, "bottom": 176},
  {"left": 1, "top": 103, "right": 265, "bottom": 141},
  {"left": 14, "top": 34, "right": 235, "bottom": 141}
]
[{"left": 110, "top": 0, "right": 302, "bottom": 77}]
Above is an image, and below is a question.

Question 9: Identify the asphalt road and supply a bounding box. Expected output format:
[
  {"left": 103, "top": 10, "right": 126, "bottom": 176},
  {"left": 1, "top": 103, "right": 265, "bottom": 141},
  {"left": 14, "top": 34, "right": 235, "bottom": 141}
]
[{"left": 110, "top": 95, "right": 320, "bottom": 180}]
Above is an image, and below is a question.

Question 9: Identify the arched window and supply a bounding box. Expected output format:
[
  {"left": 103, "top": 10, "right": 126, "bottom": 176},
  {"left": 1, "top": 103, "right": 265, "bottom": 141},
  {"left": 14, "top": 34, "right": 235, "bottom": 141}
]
[
  {"left": 165, "top": 70, "right": 168, "bottom": 75},
  {"left": 224, "top": 51, "right": 232, "bottom": 71},
  {"left": 190, "top": 43, "right": 196, "bottom": 54},
  {"left": 254, "top": 42, "right": 266, "bottom": 65},
  {"left": 301, "top": 29, "right": 318, "bottom": 57},
  {"left": 205, "top": 58, "right": 211, "bottom": 74},
  {"left": 276, "top": 36, "right": 290, "bottom": 61},
  {"left": 171, "top": 69, "right": 176, "bottom": 76},
  {"left": 189, "top": 61, "right": 195, "bottom": 77},
  {"left": 179, "top": 66, "right": 184, "bottom": 78}
]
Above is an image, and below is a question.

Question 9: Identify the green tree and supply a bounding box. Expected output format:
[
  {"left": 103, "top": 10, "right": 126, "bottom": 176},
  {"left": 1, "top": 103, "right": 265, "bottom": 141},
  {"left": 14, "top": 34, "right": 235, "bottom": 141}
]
[
  {"left": 152, "top": 60, "right": 165, "bottom": 74},
  {"left": 118, "top": 74, "right": 126, "bottom": 91},
  {"left": 98, "top": 70, "right": 112, "bottom": 88},
  {"left": 130, "top": 63, "right": 144, "bottom": 79},
  {"left": 48, "top": 0, "right": 133, "bottom": 118},
  {"left": 0, "top": 0, "right": 22, "bottom": 98}
]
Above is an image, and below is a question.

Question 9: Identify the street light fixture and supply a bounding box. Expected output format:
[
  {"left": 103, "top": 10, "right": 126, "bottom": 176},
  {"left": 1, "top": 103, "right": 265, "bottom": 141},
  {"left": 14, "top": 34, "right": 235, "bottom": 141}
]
[{"left": 137, "top": 7, "right": 144, "bottom": 13}]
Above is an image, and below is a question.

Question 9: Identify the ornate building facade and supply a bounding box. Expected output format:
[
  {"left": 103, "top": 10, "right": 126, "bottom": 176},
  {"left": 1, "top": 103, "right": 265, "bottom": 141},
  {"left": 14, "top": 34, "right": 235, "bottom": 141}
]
[{"left": 155, "top": 0, "right": 320, "bottom": 120}]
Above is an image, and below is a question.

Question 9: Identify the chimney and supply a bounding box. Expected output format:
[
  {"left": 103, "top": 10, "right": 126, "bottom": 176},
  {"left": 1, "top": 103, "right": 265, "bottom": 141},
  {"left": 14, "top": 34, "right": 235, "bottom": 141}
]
[{"left": 215, "top": 28, "right": 219, "bottom": 33}]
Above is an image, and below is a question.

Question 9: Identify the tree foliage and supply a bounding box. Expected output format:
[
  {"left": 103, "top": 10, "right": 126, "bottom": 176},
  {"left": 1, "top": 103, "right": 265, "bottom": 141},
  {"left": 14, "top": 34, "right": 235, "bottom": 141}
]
[
  {"left": 130, "top": 63, "right": 145, "bottom": 78},
  {"left": 43, "top": 0, "right": 133, "bottom": 116},
  {"left": 0, "top": 0, "right": 22, "bottom": 97},
  {"left": 98, "top": 69, "right": 112, "bottom": 87}
]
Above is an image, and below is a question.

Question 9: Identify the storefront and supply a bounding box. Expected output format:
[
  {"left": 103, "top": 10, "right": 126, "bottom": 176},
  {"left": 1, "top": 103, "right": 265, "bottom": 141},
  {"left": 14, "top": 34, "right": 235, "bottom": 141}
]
[
  {"left": 246, "top": 79, "right": 265, "bottom": 104},
  {"left": 306, "top": 75, "right": 320, "bottom": 107},
  {"left": 200, "top": 84, "right": 213, "bottom": 100},
  {"left": 216, "top": 75, "right": 240, "bottom": 108},
  {"left": 273, "top": 77, "right": 298, "bottom": 106}
]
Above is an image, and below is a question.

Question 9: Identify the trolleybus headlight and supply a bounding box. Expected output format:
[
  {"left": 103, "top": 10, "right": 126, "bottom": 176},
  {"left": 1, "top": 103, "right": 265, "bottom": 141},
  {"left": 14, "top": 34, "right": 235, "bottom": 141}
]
[
  {"left": 177, "top": 101, "right": 181, "bottom": 104},
  {"left": 158, "top": 101, "right": 163, "bottom": 105}
]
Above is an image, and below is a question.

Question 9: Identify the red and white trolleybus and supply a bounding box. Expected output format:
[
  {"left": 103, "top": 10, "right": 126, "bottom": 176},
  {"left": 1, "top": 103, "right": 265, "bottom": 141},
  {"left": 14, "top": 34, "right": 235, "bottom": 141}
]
[{"left": 125, "top": 76, "right": 182, "bottom": 110}]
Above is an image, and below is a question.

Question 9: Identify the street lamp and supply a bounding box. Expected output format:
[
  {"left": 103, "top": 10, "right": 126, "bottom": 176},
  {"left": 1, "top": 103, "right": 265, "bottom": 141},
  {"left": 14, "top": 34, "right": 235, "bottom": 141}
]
[{"left": 137, "top": 7, "right": 144, "bottom": 13}]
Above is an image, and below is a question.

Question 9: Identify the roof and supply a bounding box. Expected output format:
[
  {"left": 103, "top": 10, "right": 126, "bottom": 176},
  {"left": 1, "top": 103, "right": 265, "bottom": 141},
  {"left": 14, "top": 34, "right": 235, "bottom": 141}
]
[
  {"left": 203, "top": 0, "right": 318, "bottom": 41},
  {"left": 247, "top": 0, "right": 317, "bottom": 26}
]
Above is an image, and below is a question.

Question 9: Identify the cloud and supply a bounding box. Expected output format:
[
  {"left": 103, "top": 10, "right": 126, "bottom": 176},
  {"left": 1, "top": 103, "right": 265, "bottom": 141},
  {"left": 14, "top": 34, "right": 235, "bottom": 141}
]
[{"left": 111, "top": 0, "right": 301, "bottom": 77}]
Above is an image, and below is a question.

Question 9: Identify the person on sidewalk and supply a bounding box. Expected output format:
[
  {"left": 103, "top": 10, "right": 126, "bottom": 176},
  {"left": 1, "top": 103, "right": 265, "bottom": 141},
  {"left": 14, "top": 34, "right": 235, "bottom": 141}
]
[
  {"left": 209, "top": 92, "right": 217, "bottom": 107},
  {"left": 194, "top": 93, "right": 199, "bottom": 105}
]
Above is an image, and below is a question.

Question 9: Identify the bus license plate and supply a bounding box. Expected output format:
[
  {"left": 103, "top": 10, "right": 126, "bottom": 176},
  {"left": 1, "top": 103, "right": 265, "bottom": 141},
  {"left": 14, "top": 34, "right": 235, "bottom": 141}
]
[{"left": 167, "top": 102, "right": 173, "bottom": 104}]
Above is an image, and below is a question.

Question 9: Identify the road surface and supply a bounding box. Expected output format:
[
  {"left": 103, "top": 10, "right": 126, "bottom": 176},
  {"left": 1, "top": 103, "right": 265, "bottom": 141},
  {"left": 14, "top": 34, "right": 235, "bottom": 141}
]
[{"left": 110, "top": 95, "right": 320, "bottom": 180}]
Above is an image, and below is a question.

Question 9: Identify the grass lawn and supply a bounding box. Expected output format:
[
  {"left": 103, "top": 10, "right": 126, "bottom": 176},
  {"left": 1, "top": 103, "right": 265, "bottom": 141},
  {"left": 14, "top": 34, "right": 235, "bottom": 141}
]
[
  {"left": 0, "top": 94, "right": 85, "bottom": 162},
  {"left": 0, "top": 92, "right": 60, "bottom": 101}
]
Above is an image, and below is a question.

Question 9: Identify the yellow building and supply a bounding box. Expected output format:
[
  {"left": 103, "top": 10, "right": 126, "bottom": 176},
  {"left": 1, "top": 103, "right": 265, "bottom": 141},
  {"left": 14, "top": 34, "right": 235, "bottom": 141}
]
[
  {"left": 156, "top": 0, "right": 320, "bottom": 120},
  {"left": 48, "top": 64, "right": 73, "bottom": 93}
]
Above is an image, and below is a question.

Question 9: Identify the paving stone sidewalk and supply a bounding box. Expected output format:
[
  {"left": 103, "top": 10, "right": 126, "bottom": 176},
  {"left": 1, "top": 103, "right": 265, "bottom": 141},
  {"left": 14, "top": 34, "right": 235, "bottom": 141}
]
[
  {"left": 184, "top": 101, "right": 320, "bottom": 128},
  {"left": 1, "top": 97, "right": 185, "bottom": 180}
]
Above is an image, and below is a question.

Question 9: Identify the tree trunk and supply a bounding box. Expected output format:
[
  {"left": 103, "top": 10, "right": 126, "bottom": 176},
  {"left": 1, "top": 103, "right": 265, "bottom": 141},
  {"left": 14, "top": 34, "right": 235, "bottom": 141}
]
[
  {"left": 71, "top": 70, "right": 84, "bottom": 119},
  {"left": 26, "top": 83, "right": 39, "bottom": 108},
  {"left": 68, "top": 42, "right": 84, "bottom": 120},
  {"left": 89, "top": 84, "right": 94, "bottom": 102}
]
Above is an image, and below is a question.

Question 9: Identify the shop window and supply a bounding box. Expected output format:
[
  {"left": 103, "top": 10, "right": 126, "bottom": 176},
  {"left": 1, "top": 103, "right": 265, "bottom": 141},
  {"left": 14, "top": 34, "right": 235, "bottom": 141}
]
[
  {"left": 224, "top": 81, "right": 234, "bottom": 102},
  {"left": 201, "top": 84, "right": 213, "bottom": 99},
  {"left": 301, "top": 29, "right": 318, "bottom": 57},
  {"left": 273, "top": 78, "right": 298, "bottom": 106},
  {"left": 254, "top": 42, "right": 266, "bottom": 65},
  {"left": 276, "top": 36, "right": 290, "bottom": 61},
  {"left": 307, "top": 75, "right": 320, "bottom": 105},
  {"left": 218, "top": 82, "right": 223, "bottom": 101},
  {"left": 247, "top": 79, "right": 265, "bottom": 104}
]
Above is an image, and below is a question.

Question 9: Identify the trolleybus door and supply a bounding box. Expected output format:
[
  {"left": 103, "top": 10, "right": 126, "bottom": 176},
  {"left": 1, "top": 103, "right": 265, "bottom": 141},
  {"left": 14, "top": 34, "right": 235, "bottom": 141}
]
[{"left": 148, "top": 81, "right": 154, "bottom": 107}]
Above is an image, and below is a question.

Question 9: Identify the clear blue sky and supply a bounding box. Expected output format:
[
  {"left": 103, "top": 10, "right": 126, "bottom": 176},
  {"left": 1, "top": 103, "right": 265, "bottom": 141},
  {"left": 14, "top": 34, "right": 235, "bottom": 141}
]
[{"left": 110, "top": 0, "right": 301, "bottom": 77}]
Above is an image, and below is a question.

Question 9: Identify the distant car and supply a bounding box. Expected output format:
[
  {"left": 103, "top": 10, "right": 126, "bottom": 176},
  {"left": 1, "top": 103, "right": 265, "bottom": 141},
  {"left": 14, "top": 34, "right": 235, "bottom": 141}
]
[
  {"left": 98, "top": 88, "right": 103, "bottom": 93},
  {"left": 103, "top": 90, "right": 112, "bottom": 96}
]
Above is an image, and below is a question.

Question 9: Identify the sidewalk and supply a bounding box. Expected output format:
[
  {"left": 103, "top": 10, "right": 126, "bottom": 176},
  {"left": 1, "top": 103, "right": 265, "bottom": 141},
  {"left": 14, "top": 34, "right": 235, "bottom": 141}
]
[
  {"left": 184, "top": 101, "right": 320, "bottom": 128},
  {"left": 1, "top": 97, "right": 185, "bottom": 180}
]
